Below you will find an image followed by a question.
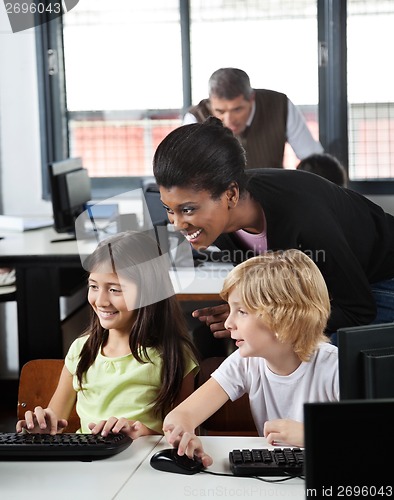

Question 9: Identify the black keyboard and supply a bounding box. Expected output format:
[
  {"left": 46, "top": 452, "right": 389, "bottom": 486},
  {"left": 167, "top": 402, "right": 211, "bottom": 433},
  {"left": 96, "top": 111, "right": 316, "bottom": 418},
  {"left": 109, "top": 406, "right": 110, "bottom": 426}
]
[
  {"left": 229, "top": 448, "right": 304, "bottom": 476},
  {"left": 0, "top": 432, "right": 132, "bottom": 461}
]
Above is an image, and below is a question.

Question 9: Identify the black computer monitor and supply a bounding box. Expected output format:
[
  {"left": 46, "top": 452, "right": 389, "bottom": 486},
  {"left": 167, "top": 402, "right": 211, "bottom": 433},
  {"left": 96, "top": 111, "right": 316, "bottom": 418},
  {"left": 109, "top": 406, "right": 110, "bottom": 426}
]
[
  {"left": 48, "top": 158, "right": 92, "bottom": 236},
  {"left": 141, "top": 179, "right": 171, "bottom": 256},
  {"left": 141, "top": 179, "right": 168, "bottom": 229},
  {"left": 337, "top": 322, "right": 394, "bottom": 400},
  {"left": 304, "top": 399, "right": 394, "bottom": 491}
]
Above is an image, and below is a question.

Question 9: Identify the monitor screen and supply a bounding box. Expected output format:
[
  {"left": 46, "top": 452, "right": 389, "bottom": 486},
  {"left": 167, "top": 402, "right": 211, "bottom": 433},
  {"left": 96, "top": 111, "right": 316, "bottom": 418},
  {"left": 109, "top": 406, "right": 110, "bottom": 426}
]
[
  {"left": 48, "top": 158, "right": 92, "bottom": 234},
  {"left": 141, "top": 179, "right": 168, "bottom": 228},
  {"left": 337, "top": 322, "right": 394, "bottom": 400},
  {"left": 304, "top": 399, "right": 394, "bottom": 491},
  {"left": 141, "top": 179, "right": 170, "bottom": 256}
]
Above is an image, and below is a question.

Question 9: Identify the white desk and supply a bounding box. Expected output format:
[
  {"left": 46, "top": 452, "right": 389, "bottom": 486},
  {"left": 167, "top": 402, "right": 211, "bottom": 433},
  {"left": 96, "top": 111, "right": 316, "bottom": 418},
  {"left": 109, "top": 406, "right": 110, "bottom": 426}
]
[
  {"left": 116, "top": 436, "right": 305, "bottom": 499},
  {"left": 0, "top": 436, "right": 305, "bottom": 500},
  {"left": 170, "top": 262, "right": 233, "bottom": 301},
  {"left": 0, "top": 227, "right": 232, "bottom": 367},
  {"left": 0, "top": 435, "right": 162, "bottom": 500}
]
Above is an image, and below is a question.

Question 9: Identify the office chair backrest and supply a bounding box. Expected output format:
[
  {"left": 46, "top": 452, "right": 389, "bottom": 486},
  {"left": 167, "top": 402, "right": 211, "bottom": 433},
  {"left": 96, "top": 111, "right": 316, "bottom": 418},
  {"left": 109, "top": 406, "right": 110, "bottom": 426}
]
[
  {"left": 195, "top": 357, "right": 258, "bottom": 436},
  {"left": 17, "top": 359, "right": 80, "bottom": 432}
]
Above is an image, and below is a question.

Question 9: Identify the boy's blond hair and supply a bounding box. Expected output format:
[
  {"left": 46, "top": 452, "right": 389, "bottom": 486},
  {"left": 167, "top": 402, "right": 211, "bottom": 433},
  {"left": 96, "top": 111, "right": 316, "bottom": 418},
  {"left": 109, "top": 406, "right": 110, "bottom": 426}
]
[{"left": 220, "top": 249, "right": 331, "bottom": 361}]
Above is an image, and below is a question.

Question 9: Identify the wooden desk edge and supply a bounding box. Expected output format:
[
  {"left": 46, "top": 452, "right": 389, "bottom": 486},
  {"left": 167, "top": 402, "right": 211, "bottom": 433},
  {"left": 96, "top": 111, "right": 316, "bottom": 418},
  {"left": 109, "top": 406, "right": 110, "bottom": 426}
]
[{"left": 176, "top": 293, "right": 222, "bottom": 302}]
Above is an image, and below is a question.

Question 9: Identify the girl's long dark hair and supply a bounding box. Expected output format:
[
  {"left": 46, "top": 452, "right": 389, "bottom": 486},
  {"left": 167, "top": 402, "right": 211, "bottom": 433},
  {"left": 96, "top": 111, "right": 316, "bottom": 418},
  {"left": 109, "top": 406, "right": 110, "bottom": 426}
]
[{"left": 75, "top": 230, "right": 199, "bottom": 417}]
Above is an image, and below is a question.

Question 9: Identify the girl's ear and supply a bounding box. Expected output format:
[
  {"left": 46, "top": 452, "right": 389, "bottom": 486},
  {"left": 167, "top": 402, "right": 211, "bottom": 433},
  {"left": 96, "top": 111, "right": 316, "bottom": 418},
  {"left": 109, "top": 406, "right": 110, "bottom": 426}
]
[{"left": 226, "top": 182, "right": 239, "bottom": 208}]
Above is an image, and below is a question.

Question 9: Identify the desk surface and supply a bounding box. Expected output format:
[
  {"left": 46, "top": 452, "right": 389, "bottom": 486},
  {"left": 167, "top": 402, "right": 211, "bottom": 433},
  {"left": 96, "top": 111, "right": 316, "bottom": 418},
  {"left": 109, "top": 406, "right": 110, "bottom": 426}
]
[
  {"left": 0, "top": 227, "right": 232, "bottom": 291},
  {"left": 0, "top": 227, "right": 81, "bottom": 260},
  {"left": 0, "top": 436, "right": 305, "bottom": 500},
  {"left": 116, "top": 436, "right": 305, "bottom": 499}
]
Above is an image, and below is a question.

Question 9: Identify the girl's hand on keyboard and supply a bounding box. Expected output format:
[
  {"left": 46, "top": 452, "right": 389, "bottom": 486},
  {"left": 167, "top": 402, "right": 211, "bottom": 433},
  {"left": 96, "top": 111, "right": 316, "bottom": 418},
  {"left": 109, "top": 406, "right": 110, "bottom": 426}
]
[
  {"left": 88, "top": 417, "right": 158, "bottom": 439},
  {"left": 16, "top": 406, "right": 68, "bottom": 435}
]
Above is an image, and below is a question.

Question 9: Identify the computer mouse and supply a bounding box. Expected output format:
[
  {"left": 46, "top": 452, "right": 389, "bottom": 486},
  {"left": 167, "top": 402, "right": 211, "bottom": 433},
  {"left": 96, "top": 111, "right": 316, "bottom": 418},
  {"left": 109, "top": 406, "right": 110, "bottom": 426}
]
[{"left": 150, "top": 447, "right": 205, "bottom": 475}]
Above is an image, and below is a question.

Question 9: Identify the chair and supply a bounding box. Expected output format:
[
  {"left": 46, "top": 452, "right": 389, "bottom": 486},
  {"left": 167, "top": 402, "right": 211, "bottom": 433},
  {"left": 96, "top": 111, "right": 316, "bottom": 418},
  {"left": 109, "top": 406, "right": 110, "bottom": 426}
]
[
  {"left": 17, "top": 359, "right": 80, "bottom": 432},
  {"left": 195, "top": 357, "right": 258, "bottom": 436}
]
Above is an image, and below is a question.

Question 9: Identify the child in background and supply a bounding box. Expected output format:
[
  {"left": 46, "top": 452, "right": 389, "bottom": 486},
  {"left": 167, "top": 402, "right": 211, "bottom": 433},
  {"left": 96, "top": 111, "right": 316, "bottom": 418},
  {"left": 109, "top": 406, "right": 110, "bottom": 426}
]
[
  {"left": 296, "top": 152, "right": 347, "bottom": 187},
  {"left": 163, "top": 249, "right": 339, "bottom": 466},
  {"left": 17, "top": 231, "right": 199, "bottom": 438}
]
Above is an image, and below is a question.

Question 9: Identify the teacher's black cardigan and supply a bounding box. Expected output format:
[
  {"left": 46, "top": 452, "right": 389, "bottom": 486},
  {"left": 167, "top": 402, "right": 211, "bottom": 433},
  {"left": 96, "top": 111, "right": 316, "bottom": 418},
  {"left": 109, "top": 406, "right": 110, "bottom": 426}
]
[{"left": 214, "top": 169, "right": 394, "bottom": 333}]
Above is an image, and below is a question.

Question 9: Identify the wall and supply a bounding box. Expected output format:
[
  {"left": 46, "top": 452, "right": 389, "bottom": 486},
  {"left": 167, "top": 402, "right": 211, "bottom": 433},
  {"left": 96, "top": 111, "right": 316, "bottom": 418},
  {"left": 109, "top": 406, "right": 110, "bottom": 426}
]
[
  {"left": 0, "top": 9, "right": 51, "bottom": 217},
  {"left": 0, "top": 10, "right": 51, "bottom": 379},
  {"left": 368, "top": 195, "right": 394, "bottom": 217}
]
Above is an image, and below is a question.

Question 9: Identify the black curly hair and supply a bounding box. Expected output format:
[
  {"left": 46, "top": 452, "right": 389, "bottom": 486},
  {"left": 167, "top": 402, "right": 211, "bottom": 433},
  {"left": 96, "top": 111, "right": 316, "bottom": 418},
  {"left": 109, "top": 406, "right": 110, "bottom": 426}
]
[{"left": 153, "top": 116, "right": 247, "bottom": 199}]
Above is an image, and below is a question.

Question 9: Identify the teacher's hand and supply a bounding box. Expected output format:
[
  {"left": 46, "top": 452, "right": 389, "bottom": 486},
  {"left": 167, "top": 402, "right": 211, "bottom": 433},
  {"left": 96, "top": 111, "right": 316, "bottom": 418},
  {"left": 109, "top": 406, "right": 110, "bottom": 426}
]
[{"left": 192, "top": 303, "right": 231, "bottom": 339}]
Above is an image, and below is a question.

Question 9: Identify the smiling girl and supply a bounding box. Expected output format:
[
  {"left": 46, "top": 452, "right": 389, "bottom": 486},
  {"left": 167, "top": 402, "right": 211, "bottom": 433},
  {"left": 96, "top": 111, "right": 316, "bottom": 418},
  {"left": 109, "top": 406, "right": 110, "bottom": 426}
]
[
  {"left": 163, "top": 249, "right": 339, "bottom": 467},
  {"left": 16, "top": 231, "right": 199, "bottom": 437}
]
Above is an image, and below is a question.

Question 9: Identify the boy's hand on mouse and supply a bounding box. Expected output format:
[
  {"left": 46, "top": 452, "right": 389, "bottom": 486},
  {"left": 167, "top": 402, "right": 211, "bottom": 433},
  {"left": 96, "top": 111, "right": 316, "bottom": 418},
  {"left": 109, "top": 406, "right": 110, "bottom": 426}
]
[
  {"left": 263, "top": 418, "right": 304, "bottom": 448},
  {"left": 16, "top": 406, "right": 68, "bottom": 435},
  {"left": 163, "top": 423, "right": 213, "bottom": 467},
  {"left": 192, "top": 303, "right": 231, "bottom": 338},
  {"left": 88, "top": 417, "right": 158, "bottom": 439},
  {"left": 177, "top": 431, "right": 213, "bottom": 467}
]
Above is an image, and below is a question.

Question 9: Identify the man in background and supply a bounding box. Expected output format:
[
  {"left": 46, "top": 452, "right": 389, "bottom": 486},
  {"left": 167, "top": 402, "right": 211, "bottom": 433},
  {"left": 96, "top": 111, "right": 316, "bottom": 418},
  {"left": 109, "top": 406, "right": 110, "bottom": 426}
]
[{"left": 183, "top": 67, "right": 324, "bottom": 168}]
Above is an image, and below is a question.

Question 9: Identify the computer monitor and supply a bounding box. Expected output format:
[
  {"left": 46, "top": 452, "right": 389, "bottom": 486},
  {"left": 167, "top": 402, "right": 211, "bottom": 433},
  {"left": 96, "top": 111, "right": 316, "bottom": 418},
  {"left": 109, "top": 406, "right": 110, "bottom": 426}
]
[
  {"left": 304, "top": 399, "right": 394, "bottom": 491},
  {"left": 141, "top": 179, "right": 171, "bottom": 256},
  {"left": 141, "top": 179, "right": 168, "bottom": 229},
  {"left": 48, "top": 158, "right": 92, "bottom": 236},
  {"left": 337, "top": 322, "right": 394, "bottom": 400}
]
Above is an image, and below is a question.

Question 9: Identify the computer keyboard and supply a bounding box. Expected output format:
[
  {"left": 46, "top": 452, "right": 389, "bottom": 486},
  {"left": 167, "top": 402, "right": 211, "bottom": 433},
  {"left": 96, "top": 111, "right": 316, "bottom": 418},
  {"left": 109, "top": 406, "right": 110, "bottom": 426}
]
[
  {"left": 0, "top": 432, "right": 132, "bottom": 461},
  {"left": 229, "top": 447, "right": 304, "bottom": 476}
]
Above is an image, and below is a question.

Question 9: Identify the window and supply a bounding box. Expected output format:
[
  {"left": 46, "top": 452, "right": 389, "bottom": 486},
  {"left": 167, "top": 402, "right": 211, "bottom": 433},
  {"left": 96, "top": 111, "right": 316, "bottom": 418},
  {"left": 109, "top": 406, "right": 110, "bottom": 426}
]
[
  {"left": 189, "top": 0, "right": 319, "bottom": 169},
  {"left": 37, "top": 0, "right": 394, "bottom": 200},
  {"left": 347, "top": 0, "right": 394, "bottom": 182},
  {"left": 64, "top": 0, "right": 182, "bottom": 179}
]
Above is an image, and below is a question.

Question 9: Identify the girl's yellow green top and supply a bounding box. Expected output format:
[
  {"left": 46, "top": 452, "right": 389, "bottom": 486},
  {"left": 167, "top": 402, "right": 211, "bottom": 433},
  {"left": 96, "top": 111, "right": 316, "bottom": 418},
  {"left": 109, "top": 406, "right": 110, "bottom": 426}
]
[{"left": 65, "top": 335, "right": 198, "bottom": 433}]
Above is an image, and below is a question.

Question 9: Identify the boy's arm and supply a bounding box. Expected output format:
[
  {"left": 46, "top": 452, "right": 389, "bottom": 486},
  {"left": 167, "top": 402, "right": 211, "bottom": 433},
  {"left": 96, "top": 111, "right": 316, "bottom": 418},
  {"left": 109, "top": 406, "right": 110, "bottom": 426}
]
[
  {"left": 165, "top": 377, "right": 229, "bottom": 434},
  {"left": 163, "top": 377, "right": 229, "bottom": 464}
]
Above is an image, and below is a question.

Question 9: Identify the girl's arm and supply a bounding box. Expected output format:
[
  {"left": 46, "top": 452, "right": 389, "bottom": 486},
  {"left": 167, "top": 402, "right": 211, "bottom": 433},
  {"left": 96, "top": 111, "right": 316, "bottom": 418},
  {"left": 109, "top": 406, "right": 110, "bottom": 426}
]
[
  {"left": 47, "top": 365, "right": 77, "bottom": 420},
  {"left": 163, "top": 377, "right": 229, "bottom": 466},
  {"left": 16, "top": 365, "right": 76, "bottom": 435}
]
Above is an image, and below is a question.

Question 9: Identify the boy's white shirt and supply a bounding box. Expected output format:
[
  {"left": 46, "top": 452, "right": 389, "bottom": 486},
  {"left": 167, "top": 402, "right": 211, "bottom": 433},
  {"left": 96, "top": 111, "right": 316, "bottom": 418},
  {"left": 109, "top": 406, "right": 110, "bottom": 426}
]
[{"left": 211, "top": 342, "right": 339, "bottom": 436}]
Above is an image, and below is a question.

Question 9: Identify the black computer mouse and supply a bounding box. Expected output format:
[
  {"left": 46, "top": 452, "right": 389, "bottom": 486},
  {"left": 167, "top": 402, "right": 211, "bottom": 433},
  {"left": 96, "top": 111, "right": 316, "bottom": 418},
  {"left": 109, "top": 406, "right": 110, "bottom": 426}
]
[{"left": 150, "top": 447, "right": 205, "bottom": 475}]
